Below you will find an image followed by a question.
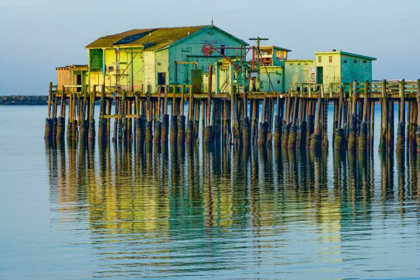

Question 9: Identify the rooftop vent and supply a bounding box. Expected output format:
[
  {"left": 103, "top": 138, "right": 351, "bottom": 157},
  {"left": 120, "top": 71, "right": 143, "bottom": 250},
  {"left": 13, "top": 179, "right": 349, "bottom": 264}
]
[{"left": 332, "top": 49, "right": 337, "bottom": 52}]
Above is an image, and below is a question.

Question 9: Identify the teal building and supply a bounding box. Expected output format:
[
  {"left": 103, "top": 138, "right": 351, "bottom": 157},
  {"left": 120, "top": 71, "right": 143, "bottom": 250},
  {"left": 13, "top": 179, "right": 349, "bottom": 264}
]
[{"left": 85, "top": 25, "right": 247, "bottom": 93}]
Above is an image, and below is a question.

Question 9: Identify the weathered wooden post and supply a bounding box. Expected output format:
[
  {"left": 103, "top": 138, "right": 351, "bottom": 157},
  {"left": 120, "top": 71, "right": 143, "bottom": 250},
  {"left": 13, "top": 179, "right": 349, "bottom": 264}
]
[
  {"left": 186, "top": 86, "right": 194, "bottom": 145},
  {"left": 120, "top": 90, "right": 128, "bottom": 142},
  {"left": 258, "top": 94, "right": 268, "bottom": 146},
  {"left": 310, "top": 86, "right": 323, "bottom": 152},
  {"left": 71, "top": 92, "right": 78, "bottom": 143},
  {"left": 287, "top": 95, "right": 299, "bottom": 148},
  {"left": 282, "top": 91, "right": 291, "bottom": 148},
  {"left": 44, "top": 82, "right": 54, "bottom": 140},
  {"left": 296, "top": 98, "right": 307, "bottom": 149},
  {"left": 273, "top": 92, "right": 282, "bottom": 148},
  {"left": 251, "top": 99, "right": 259, "bottom": 145},
  {"left": 416, "top": 80, "right": 420, "bottom": 153},
  {"left": 334, "top": 87, "right": 345, "bottom": 150},
  {"left": 161, "top": 86, "right": 169, "bottom": 145},
  {"left": 378, "top": 80, "right": 388, "bottom": 152},
  {"left": 204, "top": 65, "right": 214, "bottom": 146},
  {"left": 98, "top": 84, "right": 106, "bottom": 143},
  {"left": 88, "top": 86, "right": 96, "bottom": 142},
  {"left": 56, "top": 87, "right": 66, "bottom": 141},
  {"left": 170, "top": 114, "right": 178, "bottom": 144},
  {"left": 306, "top": 99, "right": 315, "bottom": 149},
  {"left": 357, "top": 80, "right": 369, "bottom": 151},
  {"left": 79, "top": 88, "right": 87, "bottom": 142},
  {"left": 348, "top": 80, "right": 358, "bottom": 151},
  {"left": 387, "top": 95, "right": 395, "bottom": 150},
  {"left": 396, "top": 79, "right": 406, "bottom": 152}
]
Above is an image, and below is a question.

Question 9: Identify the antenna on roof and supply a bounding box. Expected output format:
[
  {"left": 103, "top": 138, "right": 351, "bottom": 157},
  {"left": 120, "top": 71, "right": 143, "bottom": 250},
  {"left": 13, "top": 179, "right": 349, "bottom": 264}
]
[{"left": 211, "top": 18, "right": 214, "bottom": 27}]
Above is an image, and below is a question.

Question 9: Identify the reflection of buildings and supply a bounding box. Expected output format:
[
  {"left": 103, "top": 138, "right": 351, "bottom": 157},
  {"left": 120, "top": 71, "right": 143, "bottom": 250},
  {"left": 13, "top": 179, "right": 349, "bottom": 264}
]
[{"left": 45, "top": 142, "right": 419, "bottom": 277}]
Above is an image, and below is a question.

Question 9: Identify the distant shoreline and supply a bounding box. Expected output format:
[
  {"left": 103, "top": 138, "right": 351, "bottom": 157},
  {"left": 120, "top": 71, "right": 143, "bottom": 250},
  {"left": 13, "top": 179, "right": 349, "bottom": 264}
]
[{"left": 0, "top": 95, "right": 48, "bottom": 105}]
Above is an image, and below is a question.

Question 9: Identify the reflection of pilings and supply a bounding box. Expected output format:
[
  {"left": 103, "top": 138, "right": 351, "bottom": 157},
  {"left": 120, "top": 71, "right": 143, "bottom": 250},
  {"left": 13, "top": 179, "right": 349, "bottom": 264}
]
[
  {"left": 56, "top": 117, "right": 65, "bottom": 141},
  {"left": 257, "top": 122, "right": 268, "bottom": 147},
  {"left": 170, "top": 115, "right": 178, "bottom": 144},
  {"left": 136, "top": 118, "right": 145, "bottom": 144},
  {"left": 273, "top": 116, "right": 281, "bottom": 148},
  {"left": 380, "top": 151, "right": 395, "bottom": 201},
  {"left": 145, "top": 121, "right": 153, "bottom": 143},
  {"left": 161, "top": 114, "right": 169, "bottom": 144},
  {"left": 186, "top": 120, "right": 194, "bottom": 145},
  {"left": 178, "top": 115, "right": 186, "bottom": 144},
  {"left": 204, "top": 126, "right": 213, "bottom": 146},
  {"left": 357, "top": 121, "right": 367, "bottom": 151},
  {"left": 396, "top": 151, "right": 406, "bottom": 202},
  {"left": 242, "top": 117, "right": 251, "bottom": 145},
  {"left": 44, "top": 118, "right": 53, "bottom": 140},
  {"left": 287, "top": 124, "right": 297, "bottom": 149},
  {"left": 153, "top": 122, "right": 162, "bottom": 144}
]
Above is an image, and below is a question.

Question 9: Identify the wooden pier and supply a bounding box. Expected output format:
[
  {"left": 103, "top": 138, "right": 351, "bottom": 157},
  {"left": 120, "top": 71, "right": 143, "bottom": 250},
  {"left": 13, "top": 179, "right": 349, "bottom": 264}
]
[{"left": 44, "top": 79, "right": 420, "bottom": 155}]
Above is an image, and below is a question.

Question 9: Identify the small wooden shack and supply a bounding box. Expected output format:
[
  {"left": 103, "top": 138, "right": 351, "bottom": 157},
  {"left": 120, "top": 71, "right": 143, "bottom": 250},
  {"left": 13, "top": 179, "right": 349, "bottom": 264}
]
[{"left": 56, "top": 65, "right": 88, "bottom": 92}]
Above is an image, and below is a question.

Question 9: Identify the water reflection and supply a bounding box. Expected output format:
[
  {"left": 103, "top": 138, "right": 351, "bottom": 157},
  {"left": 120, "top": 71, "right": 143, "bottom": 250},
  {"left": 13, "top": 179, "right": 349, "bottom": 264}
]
[{"left": 45, "top": 142, "right": 420, "bottom": 278}]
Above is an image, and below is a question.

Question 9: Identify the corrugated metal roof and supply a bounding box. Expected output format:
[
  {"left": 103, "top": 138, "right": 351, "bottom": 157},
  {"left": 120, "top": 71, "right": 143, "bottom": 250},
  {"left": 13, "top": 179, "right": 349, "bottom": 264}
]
[
  {"left": 120, "top": 26, "right": 207, "bottom": 50},
  {"left": 86, "top": 28, "right": 156, "bottom": 49},
  {"left": 86, "top": 26, "right": 207, "bottom": 50}
]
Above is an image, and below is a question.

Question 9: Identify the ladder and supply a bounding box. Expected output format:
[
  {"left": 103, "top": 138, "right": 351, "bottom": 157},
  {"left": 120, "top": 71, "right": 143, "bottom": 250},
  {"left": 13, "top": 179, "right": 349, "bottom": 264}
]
[{"left": 322, "top": 99, "right": 328, "bottom": 134}]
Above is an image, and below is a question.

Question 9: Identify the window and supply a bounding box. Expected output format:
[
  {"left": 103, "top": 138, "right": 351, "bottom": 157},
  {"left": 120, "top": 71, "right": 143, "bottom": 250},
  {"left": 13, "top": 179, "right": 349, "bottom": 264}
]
[
  {"left": 318, "top": 56, "right": 322, "bottom": 63},
  {"left": 344, "top": 60, "right": 348, "bottom": 63},
  {"left": 276, "top": 50, "right": 283, "bottom": 59},
  {"left": 354, "top": 60, "right": 357, "bottom": 63},
  {"left": 363, "top": 60, "right": 367, "bottom": 64},
  {"left": 290, "top": 63, "right": 293, "bottom": 65},
  {"left": 329, "top": 56, "right": 332, "bottom": 63},
  {"left": 297, "top": 63, "right": 300, "bottom": 65},
  {"left": 221, "top": 45, "right": 226, "bottom": 55}
]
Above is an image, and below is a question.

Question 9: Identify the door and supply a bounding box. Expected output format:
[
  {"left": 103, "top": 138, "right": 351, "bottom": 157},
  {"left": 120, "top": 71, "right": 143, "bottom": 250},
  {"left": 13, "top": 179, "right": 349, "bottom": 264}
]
[
  {"left": 76, "top": 74, "right": 82, "bottom": 92},
  {"left": 316, "top": 67, "right": 323, "bottom": 84},
  {"left": 157, "top": 73, "right": 166, "bottom": 93},
  {"left": 191, "top": 70, "right": 202, "bottom": 94},
  {"left": 157, "top": 72, "right": 166, "bottom": 85}
]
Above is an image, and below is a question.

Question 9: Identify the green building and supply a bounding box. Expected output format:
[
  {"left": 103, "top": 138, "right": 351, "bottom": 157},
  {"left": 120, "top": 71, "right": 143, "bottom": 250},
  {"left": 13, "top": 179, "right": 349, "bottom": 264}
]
[
  {"left": 85, "top": 25, "right": 248, "bottom": 93},
  {"left": 258, "top": 45, "right": 291, "bottom": 92},
  {"left": 284, "top": 50, "right": 377, "bottom": 91}
]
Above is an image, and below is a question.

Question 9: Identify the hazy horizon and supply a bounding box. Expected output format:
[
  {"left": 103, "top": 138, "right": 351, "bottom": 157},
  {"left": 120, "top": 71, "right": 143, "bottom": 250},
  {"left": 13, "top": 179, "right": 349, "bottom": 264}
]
[{"left": 1, "top": 0, "right": 419, "bottom": 96}]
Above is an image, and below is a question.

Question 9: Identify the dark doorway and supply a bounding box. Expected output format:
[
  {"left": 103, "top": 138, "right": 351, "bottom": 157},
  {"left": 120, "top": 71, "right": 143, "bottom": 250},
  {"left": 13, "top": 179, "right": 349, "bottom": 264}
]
[
  {"left": 76, "top": 74, "right": 82, "bottom": 92},
  {"left": 158, "top": 72, "right": 166, "bottom": 85}
]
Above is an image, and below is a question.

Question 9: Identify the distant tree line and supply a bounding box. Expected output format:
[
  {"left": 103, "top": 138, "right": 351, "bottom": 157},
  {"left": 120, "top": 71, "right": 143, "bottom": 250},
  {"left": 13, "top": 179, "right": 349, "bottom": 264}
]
[{"left": 0, "top": 96, "right": 48, "bottom": 105}]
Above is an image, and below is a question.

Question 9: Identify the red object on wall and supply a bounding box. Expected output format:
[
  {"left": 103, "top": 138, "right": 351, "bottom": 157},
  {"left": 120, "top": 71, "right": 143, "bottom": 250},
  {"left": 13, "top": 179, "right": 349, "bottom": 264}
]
[{"left": 202, "top": 44, "right": 214, "bottom": 56}]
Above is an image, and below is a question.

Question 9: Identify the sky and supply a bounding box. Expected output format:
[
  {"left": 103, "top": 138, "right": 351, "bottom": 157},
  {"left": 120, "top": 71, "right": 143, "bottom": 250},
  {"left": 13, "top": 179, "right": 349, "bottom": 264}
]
[{"left": 0, "top": 0, "right": 419, "bottom": 95}]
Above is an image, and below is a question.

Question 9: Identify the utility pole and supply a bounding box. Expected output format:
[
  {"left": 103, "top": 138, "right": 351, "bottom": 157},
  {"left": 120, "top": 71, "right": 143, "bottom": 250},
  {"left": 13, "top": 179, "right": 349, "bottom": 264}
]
[{"left": 249, "top": 37, "right": 269, "bottom": 91}]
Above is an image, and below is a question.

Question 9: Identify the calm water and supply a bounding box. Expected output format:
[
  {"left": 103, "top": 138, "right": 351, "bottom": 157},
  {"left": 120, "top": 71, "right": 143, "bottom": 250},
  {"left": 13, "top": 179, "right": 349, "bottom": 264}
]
[{"left": 1, "top": 106, "right": 420, "bottom": 279}]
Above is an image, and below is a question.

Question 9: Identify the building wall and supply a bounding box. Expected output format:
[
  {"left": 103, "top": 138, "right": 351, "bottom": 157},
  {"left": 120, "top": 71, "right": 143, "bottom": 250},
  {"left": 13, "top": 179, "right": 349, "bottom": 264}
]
[
  {"left": 154, "top": 49, "right": 169, "bottom": 91},
  {"left": 313, "top": 52, "right": 374, "bottom": 90},
  {"left": 168, "top": 27, "right": 245, "bottom": 90},
  {"left": 340, "top": 54, "right": 373, "bottom": 83},
  {"left": 88, "top": 48, "right": 146, "bottom": 92},
  {"left": 314, "top": 53, "right": 341, "bottom": 90},
  {"left": 260, "top": 66, "right": 284, "bottom": 92},
  {"left": 284, "top": 60, "right": 314, "bottom": 91},
  {"left": 57, "top": 69, "right": 72, "bottom": 90},
  {"left": 143, "top": 51, "right": 156, "bottom": 92}
]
